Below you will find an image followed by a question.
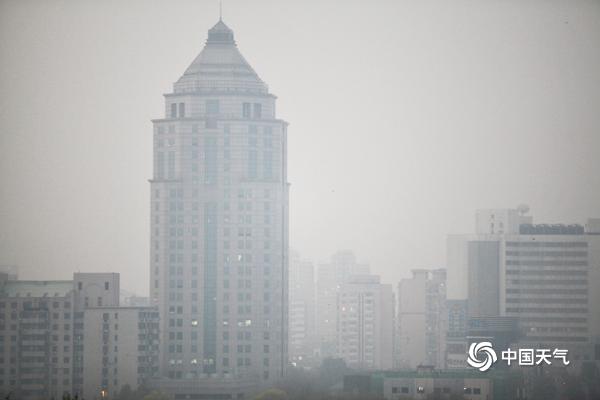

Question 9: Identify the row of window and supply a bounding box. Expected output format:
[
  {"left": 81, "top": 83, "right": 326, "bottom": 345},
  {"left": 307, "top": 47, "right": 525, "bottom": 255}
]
[
  {"left": 391, "top": 386, "right": 482, "bottom": 395},
  {"left": 169, "top": 101, "right": 264, "bottom": 120},
  {"left": 157, "top": 123, "right": 273, "bottom": 136}
]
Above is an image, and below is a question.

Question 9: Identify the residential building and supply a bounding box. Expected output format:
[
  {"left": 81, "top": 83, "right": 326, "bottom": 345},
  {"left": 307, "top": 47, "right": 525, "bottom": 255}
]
[
  {"left": 0, "top": 277, "right": 75, "bottom": 400},
  {"left": 82, "top": 307, "right": 159, "bottom": 400},
  {"left": 0, "top": 273, "right": 158, "bottom": 399},
  {"left": 72, "top": 273, "right": 120, "bottom": 396},
  {"left": 336, "top": 274, "right": 394, "bottom": 370},
  {"left": 289, "top": 251, "right": 316, "bottom": 367},
  {"left": 316, "top": 251, "right": 369, "bottom": 358},
  {"left": 397, "top": 269, "right": 446, "bottom": 369}
]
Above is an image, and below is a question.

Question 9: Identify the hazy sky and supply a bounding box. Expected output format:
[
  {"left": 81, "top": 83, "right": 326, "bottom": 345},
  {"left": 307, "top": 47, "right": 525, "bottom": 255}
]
[{"left": 1, "top": 0, "right": 599, "bottom": 295}]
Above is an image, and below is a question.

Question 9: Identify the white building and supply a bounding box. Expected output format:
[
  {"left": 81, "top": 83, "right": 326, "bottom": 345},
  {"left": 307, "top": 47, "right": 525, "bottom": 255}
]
[
  {"left": 336, "top": 275, "right": 394, "bottom": 370},
  {"left": 447, "top": 207, "right": 600, "bottom": 366},
  {"left": 149, "top": 18, "right": 289, "bottom": 398},
  {"left": 289, "top": 251, "right": 316, "bottom": 366},
  {"left": 316, "top": 251, "right": 369, "bottom": 358},
  {"left": 397, "top": 269, "right": 446, "bottom": 369}
]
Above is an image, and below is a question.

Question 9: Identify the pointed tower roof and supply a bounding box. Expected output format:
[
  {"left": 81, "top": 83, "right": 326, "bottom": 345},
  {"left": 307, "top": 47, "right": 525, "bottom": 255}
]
[{"left": 174, "top": 20, "right": 268, "bottom": 94}]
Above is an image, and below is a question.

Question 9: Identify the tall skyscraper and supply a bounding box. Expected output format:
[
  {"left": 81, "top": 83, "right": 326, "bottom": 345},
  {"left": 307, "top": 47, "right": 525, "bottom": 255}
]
[{"left": 149, "top": 19, "right": 289, "bottom": 397}]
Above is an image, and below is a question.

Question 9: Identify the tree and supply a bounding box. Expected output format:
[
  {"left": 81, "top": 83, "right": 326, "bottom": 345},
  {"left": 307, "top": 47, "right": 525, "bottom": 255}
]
[
  {"left": 142, "top": 390, "right": 171, "bottom": 400},
  {"left": 116, "top": 384, "right": 135, "bottom": 400},
  {"left": 253, "top": 388, "right": 288, "bottom": 400},
  {"left": 318, "top": 358, "right": 352, "bottom": 390}
]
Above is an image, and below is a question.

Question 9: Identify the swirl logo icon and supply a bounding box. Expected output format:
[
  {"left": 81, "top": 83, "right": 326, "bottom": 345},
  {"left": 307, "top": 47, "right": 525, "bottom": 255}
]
[{"left": 467, "top": 342, "right": 497, "bottom": 372}]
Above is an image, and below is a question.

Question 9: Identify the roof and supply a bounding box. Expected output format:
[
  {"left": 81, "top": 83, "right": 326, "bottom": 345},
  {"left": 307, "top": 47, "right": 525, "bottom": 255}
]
[
  {"left": 0, "top": 280, "right": 73, "bottom": 298},
  {"left": 174, "top": 19, "right": 268, "bottom": 94}
]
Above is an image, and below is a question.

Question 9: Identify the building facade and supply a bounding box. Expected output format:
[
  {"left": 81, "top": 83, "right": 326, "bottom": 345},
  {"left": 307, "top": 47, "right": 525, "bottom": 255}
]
[
  {"left": 336, "top": 275, "right": 394, "bottom": 370},
  {"left": 149, "top": 19, "right": 289, "bottom": 396},
  {"left": 447, "top": 207, "right": 599, "bottom": 367},
  {"left": 288, "top": 251, "right": 316, "bottom": 367},
  {"left": 82, "top": 307, "right": 159, "bottom": 400},
  {"left": 316, "top": 251, "right": 369, "bottom": 359},
  {"left": 0, "top": 278, "right": 75, "bottom": 400},
  {"left": 0, "top": 272, "right": 152, "bottom": 400},
  {"left": 397, "top": 269, "right": 446, "bottom": 369}
]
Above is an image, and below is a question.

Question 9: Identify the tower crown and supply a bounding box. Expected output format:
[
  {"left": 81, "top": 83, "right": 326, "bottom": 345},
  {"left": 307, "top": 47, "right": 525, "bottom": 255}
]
[
  {"left": 207, "top": 20, "right": 235, "bottom": 45},
  {"left": 174, "top": 19, "right": 267, "bottom": 94}
]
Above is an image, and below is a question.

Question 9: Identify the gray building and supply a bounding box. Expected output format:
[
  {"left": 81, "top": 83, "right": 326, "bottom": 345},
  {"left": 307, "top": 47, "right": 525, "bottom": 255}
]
[
  {"left": 337, "top": 275, "right": 394, "bottom": 370},
  {"left": 82, "top": 307, "right": 159, "bottom": 400},
  {"left": 149, "top": 18, "right": 289, "bottom": 397},
  {"left": 447, "top": 207, "right": 600, "bottom": 367},
  {"left": 397, "top": 269, "right": 446, "bottom": 369},
  {"left": 0, "top": 277, "right": 75, "bottom": 400},
  {"left": 0, "top": 272, "right": 155, "bottom": 400}
]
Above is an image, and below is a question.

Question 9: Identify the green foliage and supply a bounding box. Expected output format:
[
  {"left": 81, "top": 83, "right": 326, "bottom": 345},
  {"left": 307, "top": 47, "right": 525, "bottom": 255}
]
[
  {"left": 116, "top": 384, "right": 135, "bottom": 400},
  {"left": 142, "top": 390, "right": 171, "bottom": 400},
  {"left": 253, "top": 388, "right": 289, "bottom": 400}
]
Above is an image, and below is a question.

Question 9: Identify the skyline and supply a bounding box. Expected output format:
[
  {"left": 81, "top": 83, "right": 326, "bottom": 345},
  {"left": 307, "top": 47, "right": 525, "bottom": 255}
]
[{"left": 1, "top": 0, "right": 600, "bottom": 295}]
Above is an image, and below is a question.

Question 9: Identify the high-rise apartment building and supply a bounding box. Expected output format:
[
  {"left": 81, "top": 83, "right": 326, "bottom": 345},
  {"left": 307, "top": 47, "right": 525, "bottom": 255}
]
[
  {"left": 149, "top": 19, "right": 289, "bottom": 397},
  {"left": 316, "top": 251, "right": 369, "bottom": 358},
  {"left": 289, "top": 251, "right": 316, "bottom": 367},
  {"left": 397, "top": 269, "right": 446, "bottom": 369},
  {"left": 336, "top": 275, "right": 394, "bottom": 370},
  {"left": 447, "top": 207, "right": 599, "bottom": 366}
]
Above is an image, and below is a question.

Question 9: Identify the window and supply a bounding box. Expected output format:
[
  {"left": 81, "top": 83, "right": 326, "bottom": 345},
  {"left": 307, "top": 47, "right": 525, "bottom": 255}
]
[
  {"left": 206, "top": 100, "right": 219, "bottom": 114},
  {"left": 77, "top": 282, "right": 82, "bottom": 290},
  {"left": 253, "top": 103, "right": 262, "bottom": 119},
  {"left": 178, "top": 103, "right": 185, "bottom": 118},
  {"left": 171, "top": 103, "right": 177, "bottom": 118},
  {"left": 104, "top": 282, "right": 109, "bottom": 290},
  {"left": 242, "top": 103, "right": 251, "bottom": 118}
]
